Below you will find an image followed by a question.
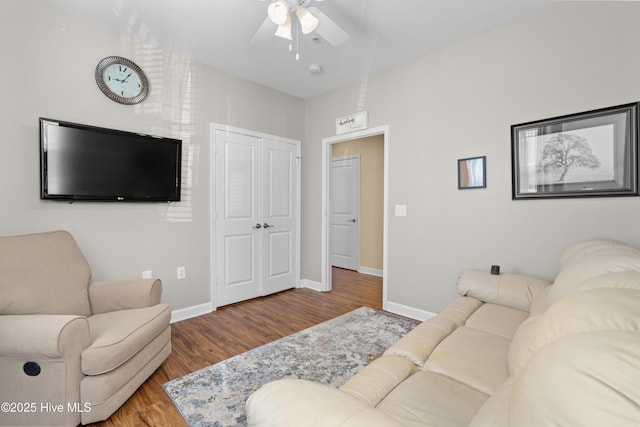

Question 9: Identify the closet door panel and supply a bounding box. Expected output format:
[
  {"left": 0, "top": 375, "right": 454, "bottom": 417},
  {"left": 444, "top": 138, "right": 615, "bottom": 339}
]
[
  {"left": 262, "top": 138, "right": 298, "bottom": 296},
  {"left": 215, "top": 130, "right": 262, "bottom": 306}
]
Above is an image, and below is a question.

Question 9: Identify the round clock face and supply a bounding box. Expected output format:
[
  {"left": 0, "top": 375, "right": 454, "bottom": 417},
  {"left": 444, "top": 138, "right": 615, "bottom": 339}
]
[{"left": 95, "top": 56, "right": 149, "bottom": 105}]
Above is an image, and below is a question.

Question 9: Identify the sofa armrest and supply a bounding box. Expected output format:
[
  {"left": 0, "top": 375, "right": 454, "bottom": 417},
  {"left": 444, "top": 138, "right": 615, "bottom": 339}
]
[
  {"left": 88, "top": 279, "right": 162, "bottom": 314},
  {"left": 246, "top": 379, "right": 404, "bottom": 427},
  {"left": 457, "top": 269, "right": 551, "bottom": 312},
  {"left": 0, "top": 315, "right": 90, "bottom": 358}
]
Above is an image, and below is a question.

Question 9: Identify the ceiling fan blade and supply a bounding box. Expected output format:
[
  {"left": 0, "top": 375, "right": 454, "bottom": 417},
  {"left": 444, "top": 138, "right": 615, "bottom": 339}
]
[
  {"left": 250, "top": 16, "right": 277, "bottom": 45},
  {"left": 308, "top": 7, "right": 349, "bottom": 47}
]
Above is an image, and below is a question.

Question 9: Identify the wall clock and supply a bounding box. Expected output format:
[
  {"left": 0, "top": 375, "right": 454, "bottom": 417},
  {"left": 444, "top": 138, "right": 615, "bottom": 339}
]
[{"left": 95, "top": 56, "right": 149, "bottom": 105}]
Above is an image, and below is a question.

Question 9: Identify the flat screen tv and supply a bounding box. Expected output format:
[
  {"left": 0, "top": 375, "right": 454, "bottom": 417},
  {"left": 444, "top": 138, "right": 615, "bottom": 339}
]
[{"left": 40, "top": 118, "right": 182, "bottom": 202}]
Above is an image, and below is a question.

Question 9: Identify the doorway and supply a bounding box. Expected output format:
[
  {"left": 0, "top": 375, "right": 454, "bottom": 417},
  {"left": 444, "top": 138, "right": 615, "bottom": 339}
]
[
  {"left": 321, "top": 125, "right": 389, "bottom": 309},
  {"left": 330, "top": 154, "right": 360, "bottom": 271}
]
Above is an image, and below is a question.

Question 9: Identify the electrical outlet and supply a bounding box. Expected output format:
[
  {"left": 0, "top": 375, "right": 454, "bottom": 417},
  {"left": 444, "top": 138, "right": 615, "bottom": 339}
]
[
  {"left": 177, "top": 266, "right": 186, "bottom": 280},
  {"left": 395, "top": 204, "right": 407, "bottom": 217},
  {"left": 142, "top": 270, "right": 153, "bottom": 279}
]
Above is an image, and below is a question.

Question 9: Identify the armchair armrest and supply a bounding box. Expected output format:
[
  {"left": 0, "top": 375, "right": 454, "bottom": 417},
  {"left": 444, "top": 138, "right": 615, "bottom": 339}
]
[
  {"left": 0, "top": 315, "right": 90, "bottom": 358},
  {"left": 89, "top": 279, "right": 162, "bottom": 314},
  {"left": 457, "top": 269, "right": 550, "bottom": 312},
  {"left": 246, "top": 379, "right": 404, "bottom": 427},
  {"left": 0, "top": 315, "right": 90, "bottom": 427}
]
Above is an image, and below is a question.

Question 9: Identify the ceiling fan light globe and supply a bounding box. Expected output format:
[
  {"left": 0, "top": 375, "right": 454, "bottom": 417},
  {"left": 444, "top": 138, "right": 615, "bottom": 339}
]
[
  {"left": 268, "top": 0, "right": 289, "bottom": 25},
  {"left": 297, "top": 8, "right": 319, "bottom": 34},
  {"left": 274, "top": 15, "right": 292, "bottom": 40}
]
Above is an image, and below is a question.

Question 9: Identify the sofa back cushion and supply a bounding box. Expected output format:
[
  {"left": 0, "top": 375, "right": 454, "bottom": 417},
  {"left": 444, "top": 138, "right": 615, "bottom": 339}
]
[
  {"left": 526, "top": 239, "right": 640, "bottom": 313},
  {"left": 557, "top": 238, "right": 628, "bottom": 270},
  {"left": 0, "top": 230, "right": 91, "bottom": 316},
  {"left": 507, "top": 280, "right": 640, "bottom": 426},
  {"left": 549, "top": 242, "right": 640, "bottom": 305},
  {"left": 507, "top": 314, "right": 541, "bottom": 377},
  {"left": 510, "top": 330, "right": 640, "bottom": 426},
  {"left": 513, "top": 272, "right": 640, "bottom": 371}
]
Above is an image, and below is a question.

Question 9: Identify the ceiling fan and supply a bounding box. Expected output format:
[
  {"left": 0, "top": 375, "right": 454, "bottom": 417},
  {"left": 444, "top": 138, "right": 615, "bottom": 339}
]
[{"left": 251, "top": 0, "right": 349, "bottom": 48}]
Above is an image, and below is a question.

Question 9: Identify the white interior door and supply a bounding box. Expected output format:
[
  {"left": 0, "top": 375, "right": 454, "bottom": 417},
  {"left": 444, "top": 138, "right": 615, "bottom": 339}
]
[
  {"left": 262, "top": 138, "right": 299, "bottom": 296},
  {"left": 330, "top": 155, "right": 360, "bottom": 270},
  {"left": 214, "top": 128, "right": 300, "bottom": 306},
  {"left": 215, "top": 130, "right": 262, "bottom": 306}
]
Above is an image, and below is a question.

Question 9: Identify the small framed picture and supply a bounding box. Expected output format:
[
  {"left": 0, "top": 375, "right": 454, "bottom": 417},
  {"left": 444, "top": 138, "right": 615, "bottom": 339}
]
[
  {"left": 511, "top": 103, "right": 638, "bottom": 200},
  {"left": 458, "top": 156, "right": 486, "bottom": 189}
]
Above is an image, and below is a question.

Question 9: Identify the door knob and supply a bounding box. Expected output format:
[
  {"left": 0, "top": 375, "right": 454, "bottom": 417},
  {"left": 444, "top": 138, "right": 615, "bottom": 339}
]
[
  {"left": 263, "top": 223, "right": 274, "bottom": 229},
  {"left": 348, "top": 219, "right": 357, "bottom": 223},
  {"left": 253, "top": 223, "right": 262, "bottom": 229}
]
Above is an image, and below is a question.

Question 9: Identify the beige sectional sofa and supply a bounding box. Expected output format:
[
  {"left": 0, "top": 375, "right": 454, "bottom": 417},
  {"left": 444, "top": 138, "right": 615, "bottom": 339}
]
[
  {"left": 0, "top": 230, "right": 171, "bottom": 426},
  {"left": 246, "top": 239, "right": 640, "bottom": 426}
]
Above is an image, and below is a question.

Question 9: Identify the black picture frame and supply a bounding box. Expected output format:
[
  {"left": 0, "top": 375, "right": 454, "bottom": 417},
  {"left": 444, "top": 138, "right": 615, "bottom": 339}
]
[
  {"left": 511, "top": 102, "right": 639, "bottom": 200},
  {"left": 458, "top": 156, "right": 486, "bottom": 189}
]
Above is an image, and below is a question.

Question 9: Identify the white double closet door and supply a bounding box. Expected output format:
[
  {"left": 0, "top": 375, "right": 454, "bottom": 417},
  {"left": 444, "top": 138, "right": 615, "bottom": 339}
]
[{"left": 213, "top": 126, "right": 300, "bottom": 307}]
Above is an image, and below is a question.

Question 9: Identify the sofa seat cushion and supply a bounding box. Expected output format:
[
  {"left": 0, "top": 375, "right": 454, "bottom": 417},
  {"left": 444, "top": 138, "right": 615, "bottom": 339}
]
[
  {"left": 82, "top": 304, "right": 170, "bottom": 375},
  {"left": 340, "top": 355, "right": 417, "bottom": 406},
  {"left": 424, "top": 326, "right": 511, "bottom": 395},
  {"left": 377, "top": 370, "right": 488, "bottom": 427},
  {"left": 384, "top": 297, "right": 482, "bottom": 366},
  {"left": 469, "top": 377, "right": 513, "bottom": 427},
  {"left": 465, "top": 303, "right": 528, "bottom": 340}
]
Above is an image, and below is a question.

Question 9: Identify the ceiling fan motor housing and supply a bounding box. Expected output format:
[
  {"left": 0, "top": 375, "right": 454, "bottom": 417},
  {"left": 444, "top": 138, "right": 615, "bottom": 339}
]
[{"left": 282, "top": 0, "right": 311, "bottom": 12}]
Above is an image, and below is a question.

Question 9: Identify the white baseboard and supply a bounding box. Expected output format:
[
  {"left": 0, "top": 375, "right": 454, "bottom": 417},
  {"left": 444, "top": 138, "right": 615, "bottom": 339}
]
[
  {"left": 357, "top": 266, "right": 383, "bottom": 277},
  {"left": 169, "top": 285, "right": 435, "bottom": 325},
  {"left": 384, "top": 300, "right": 435, "bottom": 321},
  {"left": 300, "top": 278, "right": 323, "bottom": 292},
  {"left": 170, "top": 302, "right": 214, "bottom": 324}
]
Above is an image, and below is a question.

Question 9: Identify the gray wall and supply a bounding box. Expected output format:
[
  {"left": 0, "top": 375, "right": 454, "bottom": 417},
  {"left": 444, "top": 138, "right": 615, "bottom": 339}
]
[
  {"left": 4, "top": 1, "right": 640, "bottom": 318},
  {"left": 0, "top": 0, "right": 304, "bottom": 312},
  {"left": 302, "top": 2, "right": 640, "bottom": 313}
]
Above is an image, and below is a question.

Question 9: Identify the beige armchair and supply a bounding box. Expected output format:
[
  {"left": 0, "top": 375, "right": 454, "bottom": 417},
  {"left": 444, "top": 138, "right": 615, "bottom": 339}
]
[{"left": 0, "top": 230, "right": 171, "bottom": 426}]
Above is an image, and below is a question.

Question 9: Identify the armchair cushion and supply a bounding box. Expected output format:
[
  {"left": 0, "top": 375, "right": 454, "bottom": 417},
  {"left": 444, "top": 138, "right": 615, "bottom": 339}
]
[
  {"left": 0, "top": 230, "right": 91, "bottom": 316},
  {"left": 82, "top": 304, "right": 171, "bottom": 375}
]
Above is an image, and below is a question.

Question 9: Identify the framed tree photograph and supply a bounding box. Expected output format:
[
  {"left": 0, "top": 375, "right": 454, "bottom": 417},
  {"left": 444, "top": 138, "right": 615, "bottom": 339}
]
[{"left": 511, "top": 102, "right": 639, "bottom": 200}]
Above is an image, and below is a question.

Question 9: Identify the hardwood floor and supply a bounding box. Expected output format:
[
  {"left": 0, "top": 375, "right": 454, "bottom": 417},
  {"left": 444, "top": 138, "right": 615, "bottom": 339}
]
[{"left": 88, "top": 267, "right": 382, "bottom": 427}]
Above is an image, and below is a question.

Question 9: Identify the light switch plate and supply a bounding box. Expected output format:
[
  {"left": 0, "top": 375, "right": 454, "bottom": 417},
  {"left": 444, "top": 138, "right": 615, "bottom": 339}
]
[{"left": 395, "top": 204, "right": 407, "bottom": 217}]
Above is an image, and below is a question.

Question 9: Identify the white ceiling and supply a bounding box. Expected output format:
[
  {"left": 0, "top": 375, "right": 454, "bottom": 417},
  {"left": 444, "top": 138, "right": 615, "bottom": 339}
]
[{"left": 33, "top": 0, "right": 557, "bottom": 99}]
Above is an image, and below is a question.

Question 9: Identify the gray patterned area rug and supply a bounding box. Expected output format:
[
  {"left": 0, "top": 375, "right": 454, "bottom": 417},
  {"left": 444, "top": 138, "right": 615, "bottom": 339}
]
[{"left": 163, "top": 306, "right": 420, "bottom": 427}]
